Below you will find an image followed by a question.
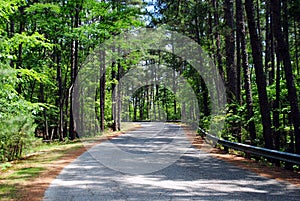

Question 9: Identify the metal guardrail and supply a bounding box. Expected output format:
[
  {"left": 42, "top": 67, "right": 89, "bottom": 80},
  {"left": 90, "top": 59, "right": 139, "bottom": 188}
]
[{"left": 198, "top": 127, "right": 300, "bottom": 165}]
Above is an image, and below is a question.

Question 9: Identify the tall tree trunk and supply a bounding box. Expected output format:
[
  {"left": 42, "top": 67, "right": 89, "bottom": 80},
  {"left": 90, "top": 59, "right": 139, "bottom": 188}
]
[
  {"left": 117, "top": 59, "right": 122, "bottom": 131},
  {"left": 100, "top": 50, "right": 106, "bottom": 132},
  {"left": 208, "top": 5, "right": 213, "bottom": 55},
  {"left": 172, "top": 63, "right": 177, "bottom": 119},
  {"left": 212, "top": 0, "right": 224, "bottom": 79},
  {"left": 245, "top": 0, "right": 274, "bottom": 149},
  {"left": 282, "top": 0, "right": 289, "bottom": 48},
  {"left": 17, "top": 6, "right": 25, "bottom": 94},
  {"left": 69, "top": 44, "right": 75, "bottom": 139},
  {"left": 111, "top": 60, "right": 117, "bottom": 131},
  {"left": 56, "top": 42, "right": 64, "bottom": 140},
  {"left": 256, "top": 0, "right": 262, "bottom": 42},
  {"left": 200, "top": 79, "right": 209, "bottom": 116},
  {"left": 224, "top": 0, "right": 236, "bottom": 102},
  {"left": 271, "top": 0, "right": 300, "bottom": 154},
  {"left": 146, "top": 85, "right": 150, "bottom": 120},
  {"left": 63, "top": 52, "right": 69, "bottom": 139},
  {"left": 235, "top": 0, "right": 242, "bottom": 142},
  {"left": 273, "top": 51, "right": 281, "bottom": 151},
  {"left": 236, "top": 14, "right": 241, "bottom": 106},
  {"left": 40, "top": 83, "right": 49, "bottom": 140},
  {"left": 170, "top": 37, "right": 177, "bottom": 119},
  {"left": 9, "top": 17, "right": 14, "bottom": 68},
  {"left": 9, "top": 17, "right": 14, "bottom": 38},
  {"left": 224, "top": 0, "right": 238, "bottom": 140},
  {"left": 69, "top": 2, "right": 81, "bottom": 140},
  {"left": 163, "top": 86, "right": 168, "bottom": 120},
  {"left": 236, "top": 0, "right": 257, "bottom": 144},
  {"left": 64, "top": 92, "right": 68, "bottom": 139},
  {"left": 265, "top": 0, "right": 272, "bottom": 85},
  {"left": 133, "top": 95, "right": 137, "bottom": 121},
  {"left": 194, "top": 16, "right": 209, "bottom": 117},
  {"left": 294, "top": 18, "right": 299, "bottom": 75},
  {"left": 270, "top": 2, "right": 276, "bottom": 84},
  {"left": 153, "top": 64, "right": 157, "bottom": 121},
  {"left": 272, "top": 3, "right": 281, "bottom": 152}
]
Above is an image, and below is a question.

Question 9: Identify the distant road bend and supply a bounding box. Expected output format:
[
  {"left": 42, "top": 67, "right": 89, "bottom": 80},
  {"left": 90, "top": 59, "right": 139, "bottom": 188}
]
[{"left": 44, "top": 122, "right": 300, "bottom": 201}]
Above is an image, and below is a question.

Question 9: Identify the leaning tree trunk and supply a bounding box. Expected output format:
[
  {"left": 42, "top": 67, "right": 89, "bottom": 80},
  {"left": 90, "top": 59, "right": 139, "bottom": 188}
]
[{"left": 245, "top": 0, "right": 274, "bottom": 149}]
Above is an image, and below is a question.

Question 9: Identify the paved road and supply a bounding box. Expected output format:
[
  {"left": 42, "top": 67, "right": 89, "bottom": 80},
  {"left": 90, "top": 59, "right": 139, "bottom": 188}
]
[{"left": 44, "top": 122, "right": 300, "bottom": 201}]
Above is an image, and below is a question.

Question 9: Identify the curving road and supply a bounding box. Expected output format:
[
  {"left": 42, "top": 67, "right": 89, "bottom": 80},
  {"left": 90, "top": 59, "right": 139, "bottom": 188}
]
[{"left": 44, "top": 122, "right": 300, "bottom": 201}]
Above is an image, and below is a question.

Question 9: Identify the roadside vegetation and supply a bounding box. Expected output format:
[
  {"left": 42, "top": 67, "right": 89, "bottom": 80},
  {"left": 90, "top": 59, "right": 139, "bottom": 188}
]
[
  {"left": 0, "top": 140, "right": 82, "bottom": 200},
  {"left": 0, "top": 122, "right": 138, "bottom": 200}
]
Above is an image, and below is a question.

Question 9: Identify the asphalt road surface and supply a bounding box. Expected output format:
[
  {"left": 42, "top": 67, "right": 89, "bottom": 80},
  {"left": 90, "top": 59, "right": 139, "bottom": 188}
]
[{"left": 44, "top": 122, "right": 300, "bottom": 201}]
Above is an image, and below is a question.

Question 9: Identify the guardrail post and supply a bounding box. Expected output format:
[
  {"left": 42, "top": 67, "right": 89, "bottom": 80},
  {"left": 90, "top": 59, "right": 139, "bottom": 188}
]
[
  {"left": 223, "top": 137, "right": 229, "bottom": 153},
  {"left": 285, "top": 143, "right": 294, "bottom": 170},
  {"left": 244, "top": 140, "right": 251, "bottom": 159}
]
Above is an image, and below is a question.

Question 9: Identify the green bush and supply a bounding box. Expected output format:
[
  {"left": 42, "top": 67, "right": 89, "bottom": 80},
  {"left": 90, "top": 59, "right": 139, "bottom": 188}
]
[{"left": 0, "top": 114, "right": 36, "bottom": 162}]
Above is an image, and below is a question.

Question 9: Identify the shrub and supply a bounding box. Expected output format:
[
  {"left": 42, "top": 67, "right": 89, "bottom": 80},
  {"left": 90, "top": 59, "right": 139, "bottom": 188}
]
[{"left": 0, "top": 114, "right": 36, "bottom": 162}]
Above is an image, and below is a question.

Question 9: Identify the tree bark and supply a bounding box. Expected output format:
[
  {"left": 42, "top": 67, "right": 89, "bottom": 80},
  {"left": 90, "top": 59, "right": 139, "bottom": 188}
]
[
  {"left": 256, "top": 0, "right": 262, "bottom": 42},
  {"left": 111, "top": 59, "right": 117, "bottom": 131},
  {"left": 271, "top": 0, "right": 300, "bottom": 154},
  {"left": 117, "top": 58, "right": 122, "bottom": 131},
  {"left": 56, "top": 42, "right": 64, "bottom": 140},
  {"left": 212, "top": 0, "right": 224, "bottom": 79},
  {"left": 236, "top": 0, "right": 257, "bottom": 144},
  {"left": 39, "top": 83, "right": 49, "bottom": 140},
  {"left": 265, "top": 0, "right": 272, "bottom": 85},
  {"left": 17, "top": 6, "right": 25, "bottom": 94},
  {"left": 224, "top": 0, "right": 236, "bottom": 102},
  {"left": 294, "top": 18, "right": 299, "bottom": 75},
  {"left": 69, "top": 2, "right": 81, "bottom": 140},
  {"left": 100, "top": 50, "right": 106, "bottom": 132},
  {"left": 245, "top": 0, "right": 274, "bottom": 149},
  {"left": 273, "top": 52, "right": 281, "bottom": 151}
]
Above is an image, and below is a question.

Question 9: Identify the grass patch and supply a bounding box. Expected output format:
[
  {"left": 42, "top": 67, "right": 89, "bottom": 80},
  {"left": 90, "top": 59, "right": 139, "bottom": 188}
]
[
  {"left": 0, "top": 184, "right": 17, "bottom": 200},
  {"left": 8, "top": 167, "right": 45, "bottom": 181},
  {"left": 0, "top": 142, "right": 83, "bottom": 200}
]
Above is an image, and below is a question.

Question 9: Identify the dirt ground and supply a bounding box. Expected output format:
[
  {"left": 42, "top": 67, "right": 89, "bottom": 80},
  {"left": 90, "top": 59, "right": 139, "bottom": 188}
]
[
  {"left": 17, "top": 126, "right": 300, "bottom": 201},
  {"left": 189, "top": 132, "right": 300, "bottom": 187}
]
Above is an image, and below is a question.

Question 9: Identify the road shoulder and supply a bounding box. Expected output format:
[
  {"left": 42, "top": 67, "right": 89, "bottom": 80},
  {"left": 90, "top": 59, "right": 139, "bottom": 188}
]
[{"left": 185, "top": 127, "right": 300, "bottom": 187}]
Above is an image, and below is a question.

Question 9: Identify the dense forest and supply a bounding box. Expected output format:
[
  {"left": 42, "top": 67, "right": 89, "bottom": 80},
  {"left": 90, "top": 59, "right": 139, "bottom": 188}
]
[{"left": 1, "top": 0, "right": 300, "bottom": 169}]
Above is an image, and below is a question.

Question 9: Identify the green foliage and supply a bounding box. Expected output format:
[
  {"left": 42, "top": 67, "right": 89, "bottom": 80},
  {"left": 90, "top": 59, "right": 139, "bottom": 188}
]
[
  {"left": 199, "top": 115, "right": 211, "bottom": 130},
  {"left": 0, "top": 66, "right": 38, "bottom": 162},
  {"left": 1, "top": 162, "right": 12, "bottom": 171},
  {"left": 0, "top": 114, "right": 36, "bottom": 162}
]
